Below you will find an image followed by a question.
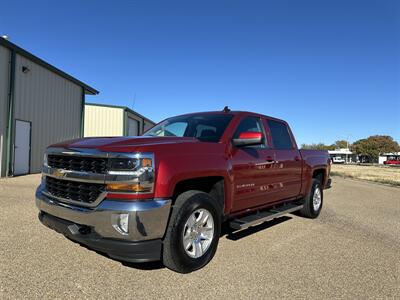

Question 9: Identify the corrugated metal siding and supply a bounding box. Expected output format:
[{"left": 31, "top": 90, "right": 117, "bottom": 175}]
[
  {"left": 84, "top": 105, "right": 124, "bottom": 137},
  {"left": 143, "top": 120, "right": 155, "bottom": 132},
  {"left": 0, "top": 45, "right": 10, "bottom": 177},
  {"left": 127, "top": 118, "right": 139, "bottom": 136},
  {"left": 126, "top": 111, "right": 143, "bottom": 135},
  {"left": 13, "top": 54, "right": 82, "bottom": 173}
]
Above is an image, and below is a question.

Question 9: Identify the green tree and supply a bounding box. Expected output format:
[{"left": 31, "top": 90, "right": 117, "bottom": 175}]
[
  {"left": 352, "top": 135, "right": 400, "bottom": 162},
  {"left": 301, "top": 143, "right": 334, "bottom": 150},
  {"left": 333, "top": 140, "right": 349, "bottom": 149}
]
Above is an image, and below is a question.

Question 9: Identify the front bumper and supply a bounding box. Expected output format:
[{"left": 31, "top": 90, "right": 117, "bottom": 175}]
[
  {"left": 38, "top": 212, "right": 162, "bottom": 262},
  {"left": 36, "top": 186, "right": 171, "bottom": 262}
]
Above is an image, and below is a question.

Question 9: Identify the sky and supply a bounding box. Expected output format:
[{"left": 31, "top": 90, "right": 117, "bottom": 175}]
[{"left": 1, "top": 0, "right": 399, "bottom": 145}]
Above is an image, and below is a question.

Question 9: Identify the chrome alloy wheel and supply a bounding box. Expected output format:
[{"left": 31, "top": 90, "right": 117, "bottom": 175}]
[
  {"left": 182, "top": 208, "right": 214, "bottom": 258},
  {"left": 313, "top": 187, "right": 322, "bottom": 211}
]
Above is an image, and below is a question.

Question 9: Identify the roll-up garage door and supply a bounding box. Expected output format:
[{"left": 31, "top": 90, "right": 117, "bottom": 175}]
[{"left": 128, "top": 118, "right": 139, "bottom": 136}]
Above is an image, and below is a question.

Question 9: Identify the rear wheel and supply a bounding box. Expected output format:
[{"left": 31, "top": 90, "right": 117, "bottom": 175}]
[
  {"left": 162, "top": 190, "right": 221, "bottom": 273},
  {"left": 298, "top": 179, "right": 323, "bottom": 218}
]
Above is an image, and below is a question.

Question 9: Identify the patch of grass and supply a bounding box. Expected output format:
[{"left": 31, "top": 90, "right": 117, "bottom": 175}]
[{"left": 331, "top": 165, "right": 400, "bottom": 187}]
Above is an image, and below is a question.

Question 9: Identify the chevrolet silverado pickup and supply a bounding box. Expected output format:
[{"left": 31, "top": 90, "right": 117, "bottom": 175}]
[{"left": 36, "top": 109, "right": 331, "bottom": 273}]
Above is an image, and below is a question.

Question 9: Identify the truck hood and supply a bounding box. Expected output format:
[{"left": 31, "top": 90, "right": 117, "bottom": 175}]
[{"left": 50, "top": 136, "right": 199, "bottom": 152}]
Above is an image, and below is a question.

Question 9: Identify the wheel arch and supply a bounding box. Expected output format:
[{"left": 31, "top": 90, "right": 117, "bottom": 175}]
[
  {"left": 312, "top": 168, "right": 326, "bottom": 184},
  {"left": 172, "top": 176, "right": 226, "bottom": 215}
]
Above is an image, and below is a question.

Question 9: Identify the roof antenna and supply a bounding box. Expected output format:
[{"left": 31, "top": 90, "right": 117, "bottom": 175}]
[
  {"left": 132, "top": 92, "right": 136, "bottom": 109},
  {"left": 223, "top": 106, "right": 230, "bottom": 113}
]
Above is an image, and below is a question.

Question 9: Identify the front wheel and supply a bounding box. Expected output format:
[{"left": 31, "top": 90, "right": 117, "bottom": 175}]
[
  {"left": 298, "top": 179, "right": 323, "bottom": 218},
  {"left": 162, "top": 190, "right": 221, "bottom": 273}
]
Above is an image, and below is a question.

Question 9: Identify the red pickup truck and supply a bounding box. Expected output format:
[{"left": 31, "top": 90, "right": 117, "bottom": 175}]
[{"left": 36, "top": 110, "right": 331, "bottom": 273}]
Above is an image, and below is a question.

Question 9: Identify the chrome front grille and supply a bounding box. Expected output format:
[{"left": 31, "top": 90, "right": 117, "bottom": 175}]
[
  {"left": 47, "top": 155, "right": 107, "bottom": 174},
  {"left": 45, "top": 176, "right": 105, "bottom": 204},
  {"left": 42, "top": 149, "right": 155, "bottom": 205}
]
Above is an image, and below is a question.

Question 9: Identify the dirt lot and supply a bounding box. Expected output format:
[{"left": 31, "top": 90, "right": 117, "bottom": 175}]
[
  {"left": 0, "top": 175, "right": 399, "bottom": 299},
  {"left": 331, "top": 164, "right": 400, "bottom": 186}
]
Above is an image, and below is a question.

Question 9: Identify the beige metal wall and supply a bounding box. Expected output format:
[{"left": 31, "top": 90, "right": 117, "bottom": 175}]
[
  {"left": 126, "top": 112, "right": 155, "bottom": 135},
  {"left": 143, "top": 119, "right": 155, "bottom": 132},
  {"left": 84, "top": 105, "right": 124, "bottom": 137},
  {"left": 13, "top": 54, "right": 83, "bottom": 173},
  {"left": 0, "top": 45, "right": 10, "bottom": 177},
  {"left": 126, "top": 111, "right": 143, "bottom": 135}
]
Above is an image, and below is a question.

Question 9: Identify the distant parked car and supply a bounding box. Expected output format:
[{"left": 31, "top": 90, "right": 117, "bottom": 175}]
[
  {"left": 332, "top": 157, "right": 346, "bottom": 164},
  {"left": 384, "top": 159, "right": 400, "bottom": 165}
]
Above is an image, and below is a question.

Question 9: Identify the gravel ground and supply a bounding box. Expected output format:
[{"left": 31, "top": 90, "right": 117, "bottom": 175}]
[{"left": 0, "top": 175, "right": 399, "bottom": 299}]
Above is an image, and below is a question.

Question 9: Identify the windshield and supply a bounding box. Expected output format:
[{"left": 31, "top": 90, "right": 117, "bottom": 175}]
[{"left": 144, "top": 113, "right": 234, "bottom": 142}]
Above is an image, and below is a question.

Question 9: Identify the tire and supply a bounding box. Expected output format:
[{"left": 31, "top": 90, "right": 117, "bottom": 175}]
[
  {"left": 162, "top": 190, "right": 221, "bottom": 273},
  {"left": 298, "top": 179, "right": 323, "bottom": 219}
]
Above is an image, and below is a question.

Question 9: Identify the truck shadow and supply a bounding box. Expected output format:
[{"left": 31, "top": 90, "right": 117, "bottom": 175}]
[
  {"left": 221, "top": 216, "right": 292, "bottom": 241},
  {"left": 121, "top": 260, "right": 165, "bottom": 270}
]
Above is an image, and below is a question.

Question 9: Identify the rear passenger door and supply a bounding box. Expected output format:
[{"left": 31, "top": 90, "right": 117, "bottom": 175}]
[{"left": 265, "top": 119, "right": 302, "bottom": 200}]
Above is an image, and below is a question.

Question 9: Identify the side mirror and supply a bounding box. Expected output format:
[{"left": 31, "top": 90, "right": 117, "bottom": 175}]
[{"left": 232, "top": 131, "right": 263, "bottom": 147}]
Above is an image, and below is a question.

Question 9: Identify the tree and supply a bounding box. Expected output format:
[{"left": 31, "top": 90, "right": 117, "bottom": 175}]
[
  {"left": 333, "top": 140, "right": 349, "bottom": 149},
  {"left": 301, "top": 143, "right": 334, "bottom": 150},
  {"left": 352, "top": 135, "right": 400, "bottom": 163}
]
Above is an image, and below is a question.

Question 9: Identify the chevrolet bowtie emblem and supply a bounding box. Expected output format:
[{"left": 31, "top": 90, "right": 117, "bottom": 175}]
[{"left": 53, "top": 169, "right": 66, "bottom": 178}]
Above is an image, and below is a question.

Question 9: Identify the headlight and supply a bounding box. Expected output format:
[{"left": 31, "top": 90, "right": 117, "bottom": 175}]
[
  {"left": 107, "top": 153, "right": 154, "bottom": 193},
  {"left": 109, "top": 158, "right": 139, "bottom": 171},
  {"left": 108, "top": 157, "right": 152, "bottom": 173}
]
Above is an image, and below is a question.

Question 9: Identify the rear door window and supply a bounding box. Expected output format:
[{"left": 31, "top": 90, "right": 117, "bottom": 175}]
[{"left": 267, "top": 120, "right": 293, "bottom": 150}]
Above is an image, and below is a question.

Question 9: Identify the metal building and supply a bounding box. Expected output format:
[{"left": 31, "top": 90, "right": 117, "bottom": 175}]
[
  {"left": 84, "top": 103, "right": 155, "bottom": 137},
  {"left": 0, "top": 37, "right": 98, "bottom": 177}
]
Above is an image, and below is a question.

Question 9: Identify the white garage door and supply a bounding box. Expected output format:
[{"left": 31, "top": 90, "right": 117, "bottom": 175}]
[{"left": 128, "top": 118, "right": 139, "bottom": 136}]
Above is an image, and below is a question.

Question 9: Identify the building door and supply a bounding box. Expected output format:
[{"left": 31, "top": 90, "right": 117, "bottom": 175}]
[
  {"left": 128, "top": 118, "right": 139, "bottom": 136},
  {"left": 14, "top": 120, "right": 31, "bottom": 175}
]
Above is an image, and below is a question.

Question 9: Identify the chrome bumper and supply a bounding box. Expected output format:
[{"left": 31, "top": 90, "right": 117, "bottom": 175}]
[{"left": 35, "top": 185, "right": 171, "bottom": 242}]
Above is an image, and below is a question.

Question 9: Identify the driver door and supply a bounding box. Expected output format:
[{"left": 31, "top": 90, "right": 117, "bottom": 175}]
[{"left": 230, "top": 116, "right": 278, "bottom": 212}]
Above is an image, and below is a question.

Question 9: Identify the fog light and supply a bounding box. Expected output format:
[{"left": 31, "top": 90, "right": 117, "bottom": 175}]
[
  {"left": 119, "top": 213, "right": 129, "bottom": 233},
  {"left": 112, "top": 213, "right": 129, "bottom": 235}
]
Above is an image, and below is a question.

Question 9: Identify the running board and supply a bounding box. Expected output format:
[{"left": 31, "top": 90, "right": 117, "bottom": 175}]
[{"left": 229, "top": 203, "right": 303, "bottom": 230}]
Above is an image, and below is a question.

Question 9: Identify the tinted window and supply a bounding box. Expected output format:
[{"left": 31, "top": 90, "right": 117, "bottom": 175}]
[
  {"left": 144, "top": 114, "right": 233, "bottom": 143},
  {"left": 195, "top": 124, "right": 216, "bottom": 139},
  {"left": 233, "top": 116, "right": 266, "bottom": 148},
  {"left": 160, "top": 122, "right": 188, "bottom": 137},
  {"left": 267, "top": 120, "right": 293, "bottom": 150}
]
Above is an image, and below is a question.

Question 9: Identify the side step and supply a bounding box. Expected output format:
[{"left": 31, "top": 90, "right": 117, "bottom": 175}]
[{"left": 229, "top": 203, "right": 303, "bottom": 230}]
